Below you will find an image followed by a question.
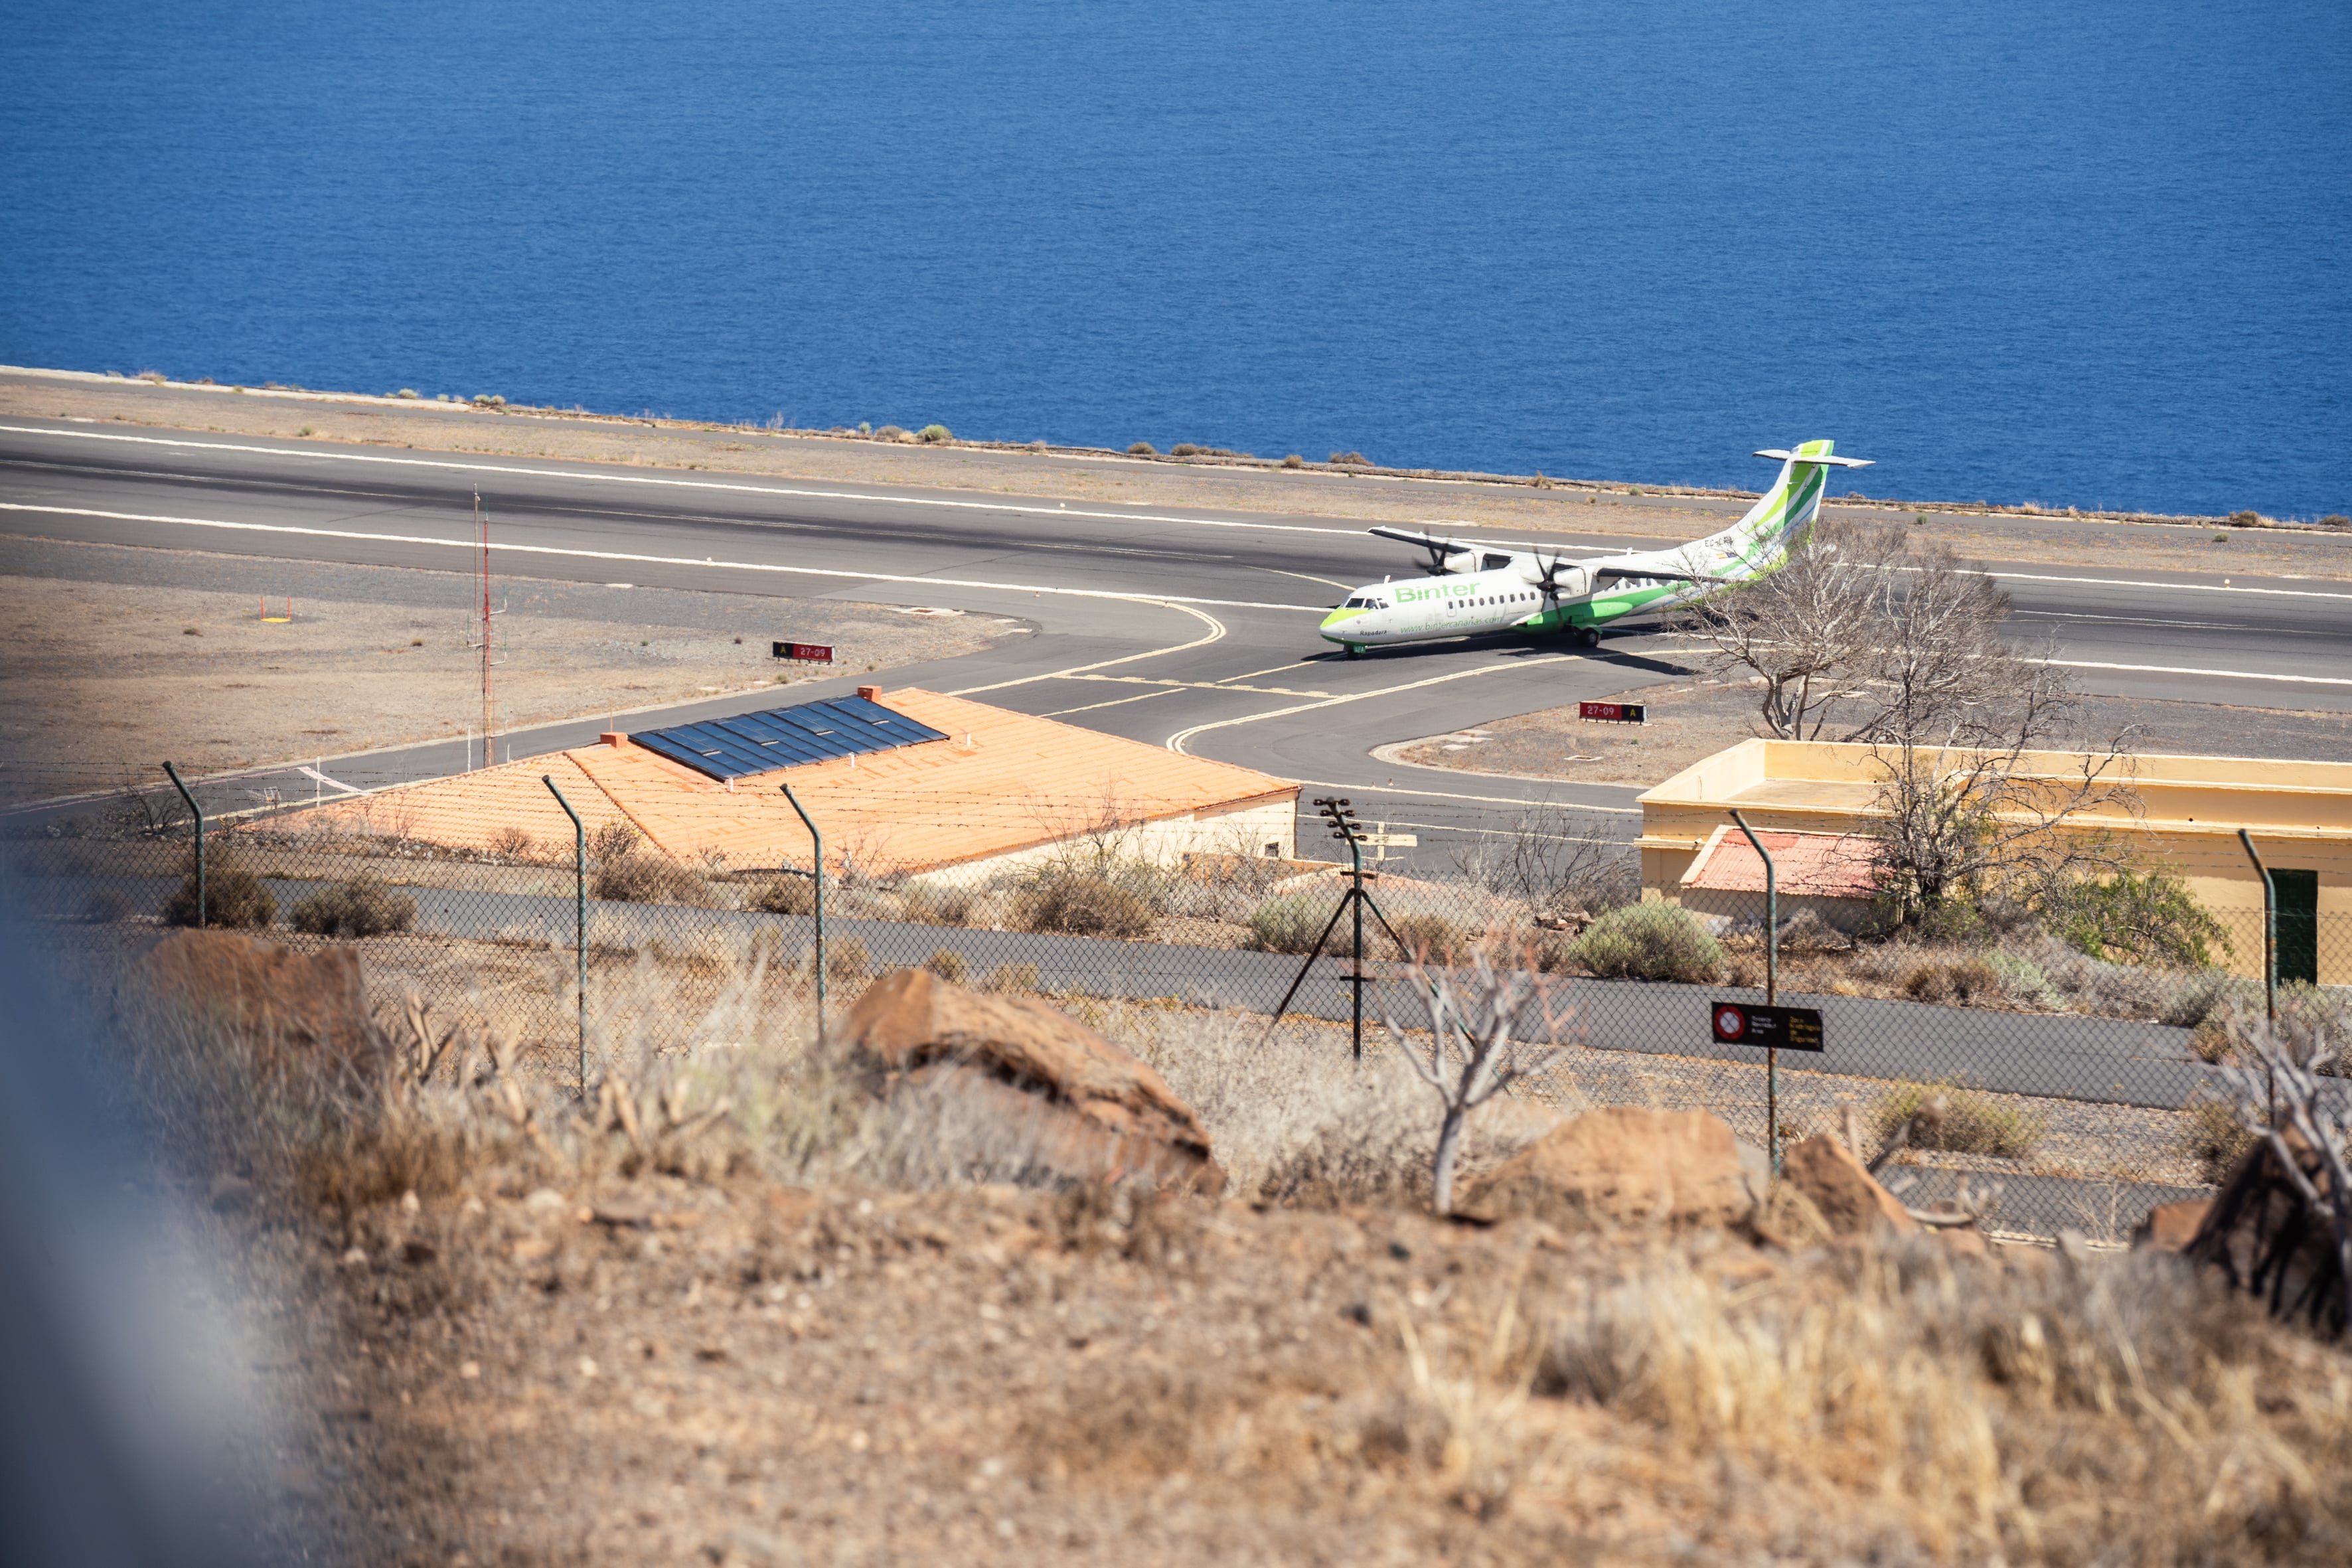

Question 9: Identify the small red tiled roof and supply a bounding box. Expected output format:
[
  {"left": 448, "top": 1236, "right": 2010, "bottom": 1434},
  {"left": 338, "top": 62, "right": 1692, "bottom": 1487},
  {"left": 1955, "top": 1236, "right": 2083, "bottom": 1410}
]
[{"left": 1680, "top": 825, "right": 1881, "bottom": 900}]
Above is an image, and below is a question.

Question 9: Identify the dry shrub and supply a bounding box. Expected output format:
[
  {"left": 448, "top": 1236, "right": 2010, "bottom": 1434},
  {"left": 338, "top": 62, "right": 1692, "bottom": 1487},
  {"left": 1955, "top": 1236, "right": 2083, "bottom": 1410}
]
[
  {"left": 1778, "top": 907, "right": 1851, "bottom": 951},
  {"left": 980, "top": 961, "right": 1040, "bottom": 994},
  {"left": 1127, "top": 1010, "right": 1557, "bottom": 1206},
  {"left": 748, "top": 875, "right": 817, "bottom": 915},
  {"left": 588, "top": 821, "right": 708, "bottom": 905},
  {"left": 1869, "top": 1078, "right": 2046, "bottom": 1159},
  {"left": 116, "top": 965, "right": 465, "bottom": 1214},
  {"left": 2178, "top": 1096, "right": 2259, "bottom": 1185},
  {"left": 1566, "top": 902, "right": 1721, "bottom": 982},
  {"left": 487, "top": 826, "right": 537, "bottom": 861},
  {"left": 825, "top": 935, "right": 870, "bottom": 983},
  {"left": 1385, "top": 911, "right": 1465, "bottom": 964},
  {"left": 161, "top": 853, "right": 276, "bottom": 929},
  {"left": 923, "top": 947, "right": 970, "bottom": 984},
  {"left": 290, "top": 876, "right": 418, "bottom": 938},
  {"left": 1523, "top": 1243, "right": 2352, "bottom": 1561},
  {"left": 1011, "top": 873, "right": 1152, "bottom": 939},
  {"left": 1244, "top": 893, "right": 1337, "bottom": 954},
  {"left": 1903, "top": 955, "right": 2003, "bottom": 1003},
  {"left": 900, "top": 879, "right": 975, "bottom": 926}
]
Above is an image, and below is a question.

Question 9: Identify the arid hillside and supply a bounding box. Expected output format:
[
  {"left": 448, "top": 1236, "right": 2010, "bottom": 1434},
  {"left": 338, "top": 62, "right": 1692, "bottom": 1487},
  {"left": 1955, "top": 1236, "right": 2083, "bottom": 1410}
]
[{"left": 92, "top": 930, "right": 2352, "bottom": 1565}]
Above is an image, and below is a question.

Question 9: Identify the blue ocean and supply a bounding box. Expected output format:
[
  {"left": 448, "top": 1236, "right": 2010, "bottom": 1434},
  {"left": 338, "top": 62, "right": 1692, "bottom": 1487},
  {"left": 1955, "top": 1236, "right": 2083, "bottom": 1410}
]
[{"left": 2, "top": 2, "right": 2345, "bottom": 517}]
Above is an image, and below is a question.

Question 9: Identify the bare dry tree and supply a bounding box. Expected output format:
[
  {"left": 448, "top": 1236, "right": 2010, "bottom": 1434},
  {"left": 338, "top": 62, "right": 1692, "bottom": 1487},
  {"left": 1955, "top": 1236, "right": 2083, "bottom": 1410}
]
[
  {"left": 1678, "top": 520, "right": 2076, "bottom": 749},
  {"left": 1447, "top": 804, "right": 1638, "bottom": 926},
  {"left": 2210, "top": 1018, "right": 2351, "bottom": 1338},
  {"left": 1674, "top": 517, "right": 1907, "bottom": 739},
  {"left": 1379, "top": 951, "right": 1573, "bottom": 1215},
  {"left": 108, "top": 769, "right": 190, "bottom": 839},
  {"left": 1865, "top": 730, "right": 2142, "bottom": 927},
  {"left": 1681, "top": 518, "right": 2149, "bottom": 928}
]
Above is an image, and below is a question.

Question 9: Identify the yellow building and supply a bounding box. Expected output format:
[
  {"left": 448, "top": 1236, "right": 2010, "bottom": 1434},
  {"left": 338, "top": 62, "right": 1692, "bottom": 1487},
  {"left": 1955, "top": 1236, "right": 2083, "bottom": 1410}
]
[{"left": 1637, "top": 739, "right": 2352, "bottom": 982}]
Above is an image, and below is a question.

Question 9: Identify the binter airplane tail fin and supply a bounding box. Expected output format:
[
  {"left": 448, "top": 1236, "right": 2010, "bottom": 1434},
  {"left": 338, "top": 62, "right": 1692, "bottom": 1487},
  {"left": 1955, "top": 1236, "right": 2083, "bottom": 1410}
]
[{"left": 1733, "top": 439, "right": 1871, "bottom": 552}]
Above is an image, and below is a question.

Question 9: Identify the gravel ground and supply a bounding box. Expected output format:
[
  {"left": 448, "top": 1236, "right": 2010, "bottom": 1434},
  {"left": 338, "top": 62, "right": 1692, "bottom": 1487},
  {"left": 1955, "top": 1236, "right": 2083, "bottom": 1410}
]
[
  {"left": 0, "top": 537, "right": 1014, "bottom": 803},
  {"left": 9, "top": 369, "right": 2348, "bottom": 579}
]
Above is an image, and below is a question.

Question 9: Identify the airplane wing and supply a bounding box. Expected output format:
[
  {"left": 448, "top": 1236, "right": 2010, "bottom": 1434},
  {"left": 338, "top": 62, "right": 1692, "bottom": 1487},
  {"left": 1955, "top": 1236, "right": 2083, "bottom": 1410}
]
[
  {"left": 1368, "top": 524, "right": 1471, "bottom": 554},
  {"left": 1591, "top": 565, "right": 1725, "bottom": 586}
]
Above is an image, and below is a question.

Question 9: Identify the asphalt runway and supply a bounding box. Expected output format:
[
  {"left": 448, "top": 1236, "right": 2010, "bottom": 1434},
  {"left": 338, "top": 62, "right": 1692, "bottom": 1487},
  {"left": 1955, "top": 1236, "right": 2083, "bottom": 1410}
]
[{"left": 5, "top": 416, "right": 2351, "bottom": 871}]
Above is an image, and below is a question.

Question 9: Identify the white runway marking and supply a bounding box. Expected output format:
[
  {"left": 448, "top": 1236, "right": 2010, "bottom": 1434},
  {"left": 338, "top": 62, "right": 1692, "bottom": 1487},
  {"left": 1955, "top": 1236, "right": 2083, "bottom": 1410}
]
[
  {"left": 0, "top": 424, "right": 1369, "bottom": 540},
  {"left": 1983, "top": 567, "right": 2352, "bottom": 602},
  {"left": 2029, "top": 657, "right": 2352, "bottom": 688},
  {"left": 0, "top": 502, "right": 1330, "bottom": 614},
  {"left": 949, "top": 603, "right": 1229, "bottom": 696},
  {"left": 1165, "top": 657, "right": 1580, "bottom": 754}
]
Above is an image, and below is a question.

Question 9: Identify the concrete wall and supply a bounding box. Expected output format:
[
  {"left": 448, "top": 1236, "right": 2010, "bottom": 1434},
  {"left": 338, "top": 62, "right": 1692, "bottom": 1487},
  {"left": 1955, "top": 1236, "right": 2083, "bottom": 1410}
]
[
  {"left": 1638, "top": 740, "right": 2352, "bottom": 981},
  {"left": 907, "top": 793, "right": 1299, "bottom": 888}
]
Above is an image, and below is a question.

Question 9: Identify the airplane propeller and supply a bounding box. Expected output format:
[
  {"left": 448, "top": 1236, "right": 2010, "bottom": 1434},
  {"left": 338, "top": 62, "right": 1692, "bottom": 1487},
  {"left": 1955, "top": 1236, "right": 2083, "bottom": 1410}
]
[
  {"left": 1368, "top": 524, "right": 1470, "bottom": 576},
  {"left": 1529, "top": 551, "right": 1582, "bottom": 608}
]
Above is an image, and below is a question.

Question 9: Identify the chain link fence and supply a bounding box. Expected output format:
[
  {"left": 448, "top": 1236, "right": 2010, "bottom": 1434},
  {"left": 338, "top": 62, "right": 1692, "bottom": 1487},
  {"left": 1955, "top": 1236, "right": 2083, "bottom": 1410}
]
[{"left": 11, "top": 768, "right": 2347, "bottom": 1244}]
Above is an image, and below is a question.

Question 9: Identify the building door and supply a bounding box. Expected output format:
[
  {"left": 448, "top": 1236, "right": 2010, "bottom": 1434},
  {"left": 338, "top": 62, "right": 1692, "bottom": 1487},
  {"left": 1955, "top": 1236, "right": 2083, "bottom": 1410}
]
[{"left": 2273, "top": 868, "right": 2318, "bottom": 986}]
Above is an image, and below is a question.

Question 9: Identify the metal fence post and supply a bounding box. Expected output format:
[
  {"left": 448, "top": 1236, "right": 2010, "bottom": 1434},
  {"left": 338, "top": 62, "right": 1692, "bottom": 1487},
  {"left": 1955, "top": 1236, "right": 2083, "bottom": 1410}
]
[
  {"left": 2238, "top": 827, "right": 2276, "bottom": 1117},
  {"left": 163, "top": 761, "right": 204, "bottom": 927},
  {"left": 1730, "top": 809, "right": 1779, "bottom": 1175},
  {"left": 543, "top": 777, "right": 588, "bottom": 1094},
  {"left": 781, "top": 784, "right": 825, "bottom": 1037}
]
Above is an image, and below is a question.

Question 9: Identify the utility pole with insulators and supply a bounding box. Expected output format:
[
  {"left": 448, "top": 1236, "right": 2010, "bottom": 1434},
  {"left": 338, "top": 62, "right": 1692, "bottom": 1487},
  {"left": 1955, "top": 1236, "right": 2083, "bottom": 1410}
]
[{"left": 477, "top": 490, "right": 497, "bottom": 765}]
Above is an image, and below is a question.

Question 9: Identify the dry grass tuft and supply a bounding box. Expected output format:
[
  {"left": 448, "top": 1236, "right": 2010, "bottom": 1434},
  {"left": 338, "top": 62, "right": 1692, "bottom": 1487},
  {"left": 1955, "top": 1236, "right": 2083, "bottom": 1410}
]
[
  {"left": 1870, "top": 1077, "right": 2047, "bottom": 1159},
  {"left": 289, "top": 876, "right": 418, "bottom": 938},
  {"left": 586, "top": 821, "right": 708, "bottom": 905},
  {"left": 161, "top": 852, "right": 277, "bottom": 929}
]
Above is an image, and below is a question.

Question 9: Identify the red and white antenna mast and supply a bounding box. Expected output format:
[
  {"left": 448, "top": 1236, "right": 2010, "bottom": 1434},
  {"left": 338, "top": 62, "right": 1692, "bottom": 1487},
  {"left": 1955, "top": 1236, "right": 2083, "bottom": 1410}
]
[{"left": 477, "top": 489, "right": 496, "bottom": 765}]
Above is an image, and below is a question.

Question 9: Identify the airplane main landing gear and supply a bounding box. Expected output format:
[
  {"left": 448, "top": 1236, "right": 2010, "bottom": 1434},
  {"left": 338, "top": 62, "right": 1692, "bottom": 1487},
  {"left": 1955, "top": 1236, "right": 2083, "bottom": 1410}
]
[{"left": 1575, "top": 627, "right": 1602, "bottom": 649}]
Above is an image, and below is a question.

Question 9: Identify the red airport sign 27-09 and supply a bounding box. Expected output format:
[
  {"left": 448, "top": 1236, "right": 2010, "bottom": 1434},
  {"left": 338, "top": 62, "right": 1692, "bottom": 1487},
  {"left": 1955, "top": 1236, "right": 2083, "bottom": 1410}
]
[
  {"left": 1710, "top": 1001, "right": 1824, "bottom": 1052},
  {"left": 1578, "top": 701, "right": 1645, "bottom": 723}
]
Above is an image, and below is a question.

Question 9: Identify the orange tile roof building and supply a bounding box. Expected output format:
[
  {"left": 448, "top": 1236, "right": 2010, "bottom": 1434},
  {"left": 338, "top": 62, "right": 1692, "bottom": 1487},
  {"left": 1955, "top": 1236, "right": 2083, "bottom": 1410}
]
[
  {"left": 1639, "top": 737, "right": 2352, "bottom": 980},
  {"left": 1674, "top": 823, "right": 1883, "bottom": 933},
  {"left": 283, "top": 688, "right": 1299, "bottom": 882}
]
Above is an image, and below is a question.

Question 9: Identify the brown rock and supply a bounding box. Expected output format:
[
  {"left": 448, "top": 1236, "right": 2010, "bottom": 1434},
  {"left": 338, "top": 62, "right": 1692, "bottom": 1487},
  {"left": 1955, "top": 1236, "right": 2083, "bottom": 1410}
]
[
  {"left": 2131, "top": 1198, "right": 2212, "bottom": 1254},
  {"left": 138, "top": 930, "right": 380, "bottom": 1069},
  {"left": 1751, "top": 1179, "right": 1835, "bottom": 1249},
  {"left": 2183, "top": 1130, "right": 2346, "bottom": 1338},
  {"left": 1456, "top": 1107, "right": 1748, "bottom": 1229},
  {"left": 1780, "top": 1135, "right": 1919, "bottom": 1237},
  {"left": 842, "top": 969, "right": 1222, "bottom": 1194}
]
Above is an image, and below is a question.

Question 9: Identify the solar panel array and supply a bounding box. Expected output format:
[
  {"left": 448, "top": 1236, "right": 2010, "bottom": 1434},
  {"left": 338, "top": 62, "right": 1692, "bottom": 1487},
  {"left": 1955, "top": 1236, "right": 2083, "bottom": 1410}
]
[{"left": 633, "top": 695, "right": 949, "bottom": 781}]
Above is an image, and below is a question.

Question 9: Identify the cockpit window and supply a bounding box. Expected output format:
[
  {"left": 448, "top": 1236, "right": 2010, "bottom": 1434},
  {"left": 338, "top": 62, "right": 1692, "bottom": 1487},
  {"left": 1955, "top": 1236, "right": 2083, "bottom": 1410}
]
[{"left": 1342, "top": 596, "right": 1366, "bottom": 608}]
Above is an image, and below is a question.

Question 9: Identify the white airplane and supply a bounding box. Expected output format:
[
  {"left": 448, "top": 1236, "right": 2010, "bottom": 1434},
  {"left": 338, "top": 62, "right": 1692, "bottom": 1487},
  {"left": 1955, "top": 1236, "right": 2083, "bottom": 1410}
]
[{"left": 1316, "top": 439, "right": 1871, "bottom": 657}]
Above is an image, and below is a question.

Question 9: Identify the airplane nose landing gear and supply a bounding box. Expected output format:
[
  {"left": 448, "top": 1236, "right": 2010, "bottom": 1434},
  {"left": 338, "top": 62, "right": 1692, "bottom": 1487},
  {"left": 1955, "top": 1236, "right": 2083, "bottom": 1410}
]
[{"left": 1345, "top": 643, "right": 1364, "bottom": 660}]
